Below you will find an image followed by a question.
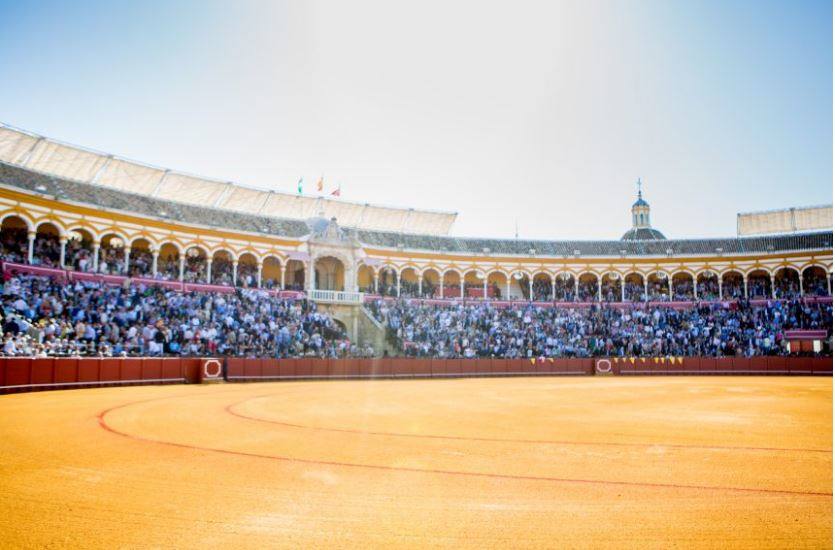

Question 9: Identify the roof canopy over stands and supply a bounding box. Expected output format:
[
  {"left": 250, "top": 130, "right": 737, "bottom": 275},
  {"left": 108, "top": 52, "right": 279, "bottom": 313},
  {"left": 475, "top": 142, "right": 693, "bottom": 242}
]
[{"left": 0, "top": 123, "right": 457, "bottom": 236}]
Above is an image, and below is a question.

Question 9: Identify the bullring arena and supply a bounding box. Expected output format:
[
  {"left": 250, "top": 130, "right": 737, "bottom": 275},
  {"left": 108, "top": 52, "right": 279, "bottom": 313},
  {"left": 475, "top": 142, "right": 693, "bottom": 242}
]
[
  {"left": 0, "top": 375, "right": 831, "bottom": 548},
  {"left": 0, "top": 124, "right": 831, "bottom": 548}
]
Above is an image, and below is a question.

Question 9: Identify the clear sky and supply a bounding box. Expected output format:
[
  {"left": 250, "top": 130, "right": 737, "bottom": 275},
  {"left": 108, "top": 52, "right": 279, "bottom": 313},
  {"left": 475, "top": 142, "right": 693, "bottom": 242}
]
[{"left": 0, "top": 0, "right": 831, "bottom": 240}]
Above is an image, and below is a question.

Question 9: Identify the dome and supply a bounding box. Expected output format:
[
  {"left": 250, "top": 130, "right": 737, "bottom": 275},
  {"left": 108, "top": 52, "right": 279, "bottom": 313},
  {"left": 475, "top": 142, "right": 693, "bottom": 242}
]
[
  {"left": 621, "top": 227, "right": 666, "bottom": 241},
  {"left": 632, "top": 197, "right": 649, "bottom": 208}
]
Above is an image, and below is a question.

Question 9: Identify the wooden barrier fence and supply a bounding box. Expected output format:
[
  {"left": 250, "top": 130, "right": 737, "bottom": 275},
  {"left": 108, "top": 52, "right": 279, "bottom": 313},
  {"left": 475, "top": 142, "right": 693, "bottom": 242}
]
[{"left": 0, "top": 356, "right": 830, "bottom": 394}]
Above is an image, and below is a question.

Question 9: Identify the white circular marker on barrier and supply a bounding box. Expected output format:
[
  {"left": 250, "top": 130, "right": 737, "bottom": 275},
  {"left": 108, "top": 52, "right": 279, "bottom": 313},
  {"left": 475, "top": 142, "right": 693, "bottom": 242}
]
[
  {"left": 595, "top": 359, "right": 612, "bottom": 374},
  {"left": 203, "top": 359, "right": 222, "bottom": 379}
]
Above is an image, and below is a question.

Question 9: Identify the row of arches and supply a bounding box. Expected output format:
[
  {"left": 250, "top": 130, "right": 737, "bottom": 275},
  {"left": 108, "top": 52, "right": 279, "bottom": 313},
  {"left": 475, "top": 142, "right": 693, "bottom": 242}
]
[
  {"left": 0, "top": 216, "right": 307, "bottom": 289},
  {"left": 357, "top": 265, "right": 832, "bottom": 301},
  {"left": 1, "top": 215, "right": 831, "bottom": 298}
]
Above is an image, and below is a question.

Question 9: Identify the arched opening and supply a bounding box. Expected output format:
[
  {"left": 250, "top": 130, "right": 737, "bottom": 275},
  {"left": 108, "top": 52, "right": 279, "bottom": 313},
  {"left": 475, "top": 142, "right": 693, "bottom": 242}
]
[
  {"left": 262, "top": 256, "right": 282, "bottom": 289},
  {"left": 211, "top": 250, "right": 235, "bottom": 286},
  {"left": 773, "top": 267, "right": 800, "bottom": 299},
  {"left": 463, "top": 270, "right": 485, "bottom": 299},
  {"left": 33, "top": 222, "right": 62, "bottom": 267},
  {"left": 442, "top": 270, "right": 462, "bottom": 299},
  {"left": 284, "top": 259, "right": 305, "bottom": 290},
  {"left": 646, "top": 272, "right": 670, "bottom": 301},
  {"left": 183, "top": 246, "right": 208, "bottom": 283},
  {"left": 128, "top": 238, "right": 153, "bottom": 277},
  {"left": 99, "top": 233, "right": 127, "bottom": 274},
  {"left": 0, "top": 215, "right": 29, "bottom": 263},
  {"left": 601, "top": 272, "right": 621, "bottom": 302},
  {"left": 486, "top": 271, "right": 507, "bottom": 299},
  {"left": 697, "top": 271, "right": 720, "bottom": 301},
  {"left": 532, "top": 273, "right": 553, "bottom": 301},
  {"left": 624, "top": 273, "right": 644, "bottom": 302},
  {"left": 577, "top": 273, "right": 598, "bottom": 301},
  {"left": 422, "top": 268, "right": 440, "bottom": 298},
  {"left": 237, "top": 252, "right": 259, "bottom": 288},
  {"left": 721, "top": 270, "right": 744, "bottom": 299},
  {"left": 506, "top": 272, "right": 526, "bottom": 301},
  {"left": 157, "top": 243, "right": 180, "bottom": 280},
  {"left": 555, "top": 273, "right": 575, "bottom": 301},
  {"left": 747, "top": 269, "right": 771, "bottom": 299},
  {"left": 357, "top": 264, "right": 376, "bottom": 293},
  {"left": 315, "top": 256, "right": 345, "bottom": 291},
  {"left": 399, "top": 267, "right": 419, "bottom": 297},
  {"left": 671, "top": 272, "right": 695, "bottom": 300},
  {"left": 65, "top": 228, "right": 95, "bottom": 272},
  {"left": 802, "top": 265, "right": 829, "bottom": 296},
  {"left": 377, "top": 266, "right": 398, "bottom": 297}
]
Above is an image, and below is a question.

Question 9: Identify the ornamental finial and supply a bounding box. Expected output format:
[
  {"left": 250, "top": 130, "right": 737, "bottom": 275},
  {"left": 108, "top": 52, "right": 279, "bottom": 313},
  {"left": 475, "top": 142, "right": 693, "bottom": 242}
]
[{"left": 637, "top": 177, "right": 642, "bottom": 199}]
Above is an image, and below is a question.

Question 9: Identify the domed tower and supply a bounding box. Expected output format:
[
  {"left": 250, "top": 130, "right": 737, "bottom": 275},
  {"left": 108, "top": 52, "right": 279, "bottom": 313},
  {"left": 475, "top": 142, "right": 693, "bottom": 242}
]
[{"left": 621, "top": 178, "right": 666, "bottom": 240}]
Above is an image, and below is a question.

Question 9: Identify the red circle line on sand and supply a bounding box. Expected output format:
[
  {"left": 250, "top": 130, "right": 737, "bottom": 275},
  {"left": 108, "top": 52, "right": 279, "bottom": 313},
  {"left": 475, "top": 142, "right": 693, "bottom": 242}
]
[
  {"left": 225, "top": 394, "right": 833, "bottom": 455},
  {"left": 96, "top": 394, "right": 832, "bottom": 498}
]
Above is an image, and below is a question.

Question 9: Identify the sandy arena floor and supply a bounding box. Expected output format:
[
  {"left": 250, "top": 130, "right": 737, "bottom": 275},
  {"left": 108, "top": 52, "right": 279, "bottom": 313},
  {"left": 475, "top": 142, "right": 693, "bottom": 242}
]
[{"left": 0, "top": 376, "right": 831, "bottom": 548}]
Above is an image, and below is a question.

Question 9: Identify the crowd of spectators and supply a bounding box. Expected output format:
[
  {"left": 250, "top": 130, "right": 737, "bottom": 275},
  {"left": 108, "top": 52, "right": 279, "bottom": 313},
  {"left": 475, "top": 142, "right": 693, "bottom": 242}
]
[
  {"left": 0, "top": 273, "right": 374, "bottom": 358},
  {"left": 367, "top": 298, "right": 832, "bottom": 359}
]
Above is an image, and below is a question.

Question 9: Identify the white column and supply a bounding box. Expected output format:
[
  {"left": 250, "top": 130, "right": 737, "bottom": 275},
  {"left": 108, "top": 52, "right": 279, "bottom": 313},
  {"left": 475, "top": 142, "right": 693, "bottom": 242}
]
[
  {"left": 206, "top": 259, "right": 213, "bottom": 284},
  {"left": 597, "top": 278, "right": 602, "bottom": 302},
  {"left": 574, "top": 278, "right": 579, "bottom": 301},
  {"left": 178, "top": 257, "right": 185, "bottom": 281},
  {"left": 621, "top": 278, "right": 625, "bottom": 302},
  {"left": 59, "top": 237, "right": 67, "bottom": 268},
  {"left": 718, "top": 277, "right": 723, "bottom": 300},
  {"left": 418, "top": 276, "right": 423, "bottom": 297},
  {"left": 232, "top": 260, "right": 238, "bottom": 286},
  {"left": 528, "top": 277, "right": 533, "bottom": 301},
  {"left": 280, "top": 265, "right": 285, "bottom": 289},
  {"left": 770, "top": 274, "right": 776, "bottom": 299},
  {"left": 799, "top": 274, "right": 804, "bottom": 297},
  {"left": 643, "top": 278, "right": 648, "bottom": 301},
  {"left": 257, "top": 263, "right": 263, "bottom": 288},
  {"left": 27, "top": 232, "right": 35, "bottom": 264},
  {"left": 743, "top": 276, "right": 748, "bottom": 298},
  {"left": 92, "top": 242, "right": 100, "bottom": 272},
  {"left": 551, "top": 277, "right": 556, "bottom": 301},
  {"left": 439, "top": 272, "right": 444, "bottom": 299},
  {"left": 373, "top": 269, "right": 379, "bottom": 294},
  {"left": 151, "top": 250, "right": 159, "bottom": 276},
  {"left": 483, "top": 277, "right": 487, "bottom": 299},
  {"left": 693, "top": 274, "right": 698, "bottom": 300},
  {"left": 396, "top": 271, "right": 401, "bottom": 297},
  {"left": 668, "top": 277, "right": 673, "bottom": 301},
  {"left": 506, "top": 278, "right": 511, "bottom": 300},
  {"left": 123, "top": 247, "right": 131, "bottom": 275},
  {"left": 459, "top": 278, "right": 464, "bottom": 299}
]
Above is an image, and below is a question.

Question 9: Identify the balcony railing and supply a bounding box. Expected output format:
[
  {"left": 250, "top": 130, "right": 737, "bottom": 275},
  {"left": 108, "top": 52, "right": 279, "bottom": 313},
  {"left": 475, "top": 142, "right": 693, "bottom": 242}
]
[{"left": 308, "top": 289, "right": 365, "bottom": 304}]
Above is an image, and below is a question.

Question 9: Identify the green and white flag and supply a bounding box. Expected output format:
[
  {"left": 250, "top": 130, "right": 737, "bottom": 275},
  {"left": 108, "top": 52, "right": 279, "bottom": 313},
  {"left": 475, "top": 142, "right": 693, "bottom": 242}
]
[{"left": 297, "top": 177, "right": 303, "bottom": 194}]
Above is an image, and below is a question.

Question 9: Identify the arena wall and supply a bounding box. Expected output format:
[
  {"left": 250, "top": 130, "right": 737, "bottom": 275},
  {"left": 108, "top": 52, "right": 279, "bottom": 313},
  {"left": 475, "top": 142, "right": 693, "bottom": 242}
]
[{"left": 0, "top": 356, "right": 831, "bottom": 394}]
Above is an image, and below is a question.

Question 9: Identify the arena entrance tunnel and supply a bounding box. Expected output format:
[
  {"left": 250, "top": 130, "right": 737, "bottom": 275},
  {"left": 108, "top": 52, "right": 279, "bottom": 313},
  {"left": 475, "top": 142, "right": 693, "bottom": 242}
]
[{"left": 1, "top": 356, "right": 831, "bottom": 393}]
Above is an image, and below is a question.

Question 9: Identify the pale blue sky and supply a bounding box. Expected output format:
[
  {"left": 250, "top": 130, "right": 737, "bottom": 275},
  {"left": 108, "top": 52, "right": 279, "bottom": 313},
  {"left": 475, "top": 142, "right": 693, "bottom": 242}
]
[{"left": 0, "top": 0, "right": 831, "bottom": 239}]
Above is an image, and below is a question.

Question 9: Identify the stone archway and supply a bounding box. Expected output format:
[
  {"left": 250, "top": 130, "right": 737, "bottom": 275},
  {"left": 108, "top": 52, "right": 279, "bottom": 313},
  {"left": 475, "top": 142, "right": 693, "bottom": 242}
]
[{"left": 315, "top": 256, "right": 346, "bottom": 291}]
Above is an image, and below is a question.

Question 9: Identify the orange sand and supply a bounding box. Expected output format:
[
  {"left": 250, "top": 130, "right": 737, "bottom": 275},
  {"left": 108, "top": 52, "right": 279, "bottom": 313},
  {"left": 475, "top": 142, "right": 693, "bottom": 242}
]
[{"left": 0, "top": 376, "right": 831, "bottom": 548}]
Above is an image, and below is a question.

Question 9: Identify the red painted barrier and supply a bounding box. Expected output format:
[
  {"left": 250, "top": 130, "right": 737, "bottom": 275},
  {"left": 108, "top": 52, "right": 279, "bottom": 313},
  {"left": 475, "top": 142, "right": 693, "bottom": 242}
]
[
  {"left": 244, "top": 358, "right": 262, "bottom": 378},
  {"left": 121, "top": 358, "right": 143, "bottom": 381},
  {"left": 161, "top": 358, "right": 182, "bottom": 380},
  {"left": 181, "top": 358, "right": 202, "bottom": 383},
  {"left": 100, "top": 358, "right": 121, "bottom": 381},
  {"left": 1, "top": 355, "right": 831, "bottom": 393},
  {"left": 78, "top": 359, "right": 100, "bottom": 382},
  {"left": 142, "top": 358, "right": 162, "bottom": 380},
  {"left": 295, "top": 358, "right": 313, "bottom": 377},
  {"left": 54, "top": 358, "right": 78, "bottom": 384},
  {"left": 311, "top": 358, "right": 328, "bottom": 377},
  {"left": 30, "top": 358, "right": 54, "bottom": 385}
]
